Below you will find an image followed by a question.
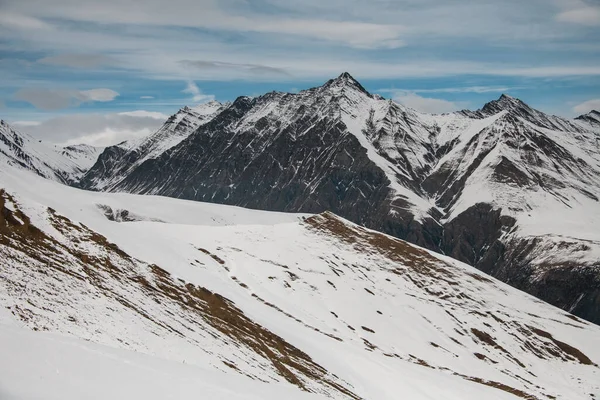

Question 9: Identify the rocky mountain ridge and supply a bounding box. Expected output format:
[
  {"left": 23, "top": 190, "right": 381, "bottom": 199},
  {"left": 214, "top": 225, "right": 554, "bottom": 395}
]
[
  {"left": 2, "top": 73, "right": 599, "bottom": 324},
  {"left": 76, "top": 73, "right": 600, "bottom": 324}
]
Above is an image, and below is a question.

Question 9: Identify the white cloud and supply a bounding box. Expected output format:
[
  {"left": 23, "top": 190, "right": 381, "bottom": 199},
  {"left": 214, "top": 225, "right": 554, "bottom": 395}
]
[
  {"left": 386, "top": 90, "right": 465, "bottom": 114},
  {"left": 2, "top": 1, "right": 406, "bottom": 49},
  {"left": 13, "top": 88, "right": 119, "bottom": 110},
  {"left": 573, "top": 98, "right": 600, "bottom": 114},
  {"left": 11, "top": 111, "right": 166, "bottom": 146},
  {"left": 62, "top": 128, "right": 155, "bottom": 147},
  {"left": 182, "top": 81, "right": 215, "bottom": 103},
  {"left": 411, "top": 86, "right": 519, "bottom": 94},
  {"left": 0, "top": 12, "right": 51, "bottom": 30},
  {"left": 79, "top": 89, "right": 119, "bottom": 102},
  {"left": 118, "top": 110, "right": 169, "bottom": 119},
  {"left": 12, "top": 120, "right": 41, "bottom": 127},
  {"left": 0, "top": 0, "right": 598, "bottom": 84},
  {"left": 140, "top": 96, "right": 155, "bottom": 99},
  {"left": 180, "top": 60, "right": 290, "bottom": 76},
  {"left": 556, "top": 7, "right": 600, "bottom": 26},
  {"left": 37, "top": 54, "right": 115, "bottom": 68}
]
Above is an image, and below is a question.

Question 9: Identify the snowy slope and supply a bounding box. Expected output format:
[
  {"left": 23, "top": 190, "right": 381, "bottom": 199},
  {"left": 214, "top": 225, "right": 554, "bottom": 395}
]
[
  {"left": 0, "top": 323, "right": 318, "bottom": 400},
  {"left": 1, "top": 164, "right": 600, "bottom": 399}
]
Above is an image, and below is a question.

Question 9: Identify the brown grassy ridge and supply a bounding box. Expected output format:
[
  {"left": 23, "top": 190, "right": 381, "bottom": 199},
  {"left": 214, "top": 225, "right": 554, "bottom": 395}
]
[
  {"left": 304, "top": 212, "right": 452, "bottom": 277},
  {"left": 0, "top": 190, "right": 359, "bottom": 399}
]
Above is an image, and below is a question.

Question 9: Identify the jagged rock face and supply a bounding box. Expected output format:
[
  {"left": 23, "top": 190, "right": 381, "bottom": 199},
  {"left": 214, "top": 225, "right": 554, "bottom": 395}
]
[
  {"left": 79, "top": 73, "right": 600, "bottom": 324},
  {"left": 78, "top": 101, "right": 229, "bottom": 191}
]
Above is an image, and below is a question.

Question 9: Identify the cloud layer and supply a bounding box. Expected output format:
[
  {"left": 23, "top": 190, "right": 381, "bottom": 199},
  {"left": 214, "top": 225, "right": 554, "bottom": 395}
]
[
  {"left": 573, "top": 99, "right": 600, "bottom": 114},
  {"left": 383, "top": 90, "right": 464, "bottom": 114},
  {"left": 37, "top": 54, "right": 115, "bottom": 68},
  {"left": 1, "top": 0, "right": 599, "bottom": 137},
  {"left": 14, "top": 88, "right": 119, "bottom": 110},
  {"left": 13, "top": 111, "right": 167, "bottom": 146}
]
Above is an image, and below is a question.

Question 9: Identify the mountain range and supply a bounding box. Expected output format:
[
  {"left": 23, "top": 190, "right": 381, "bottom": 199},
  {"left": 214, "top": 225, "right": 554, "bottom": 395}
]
[
  {"left": 1, "top": 73, "right": 600, "bottom": 398},
  {"left": 69, "top": 72, "right": 600, "bottom": 324}
]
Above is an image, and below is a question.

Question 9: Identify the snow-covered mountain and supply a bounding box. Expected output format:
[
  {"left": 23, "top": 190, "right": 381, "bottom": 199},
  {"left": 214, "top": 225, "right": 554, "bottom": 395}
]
[
  {"left": 79, "top": 73, "right": 600, "bottom": 325},
  {"left": 1, "top": 163, "right": 599, "bottom": 399},
  {"left": 0, "top": 119, "right": 104, "bottom": 183},
  {"left": 60, "top": 143, "right": 105, "bottom": 172},
  {"left": 576, "top": 110, "right": 600, "bottom": 127},
  {"left": 78, "top": 100, "right": 229, "bottom": 190}
]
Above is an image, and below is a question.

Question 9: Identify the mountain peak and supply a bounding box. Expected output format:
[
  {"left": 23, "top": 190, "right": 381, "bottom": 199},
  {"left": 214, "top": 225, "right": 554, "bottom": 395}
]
[
  {"left": 496, "top": 93, "right": 525, "bottom": 106},
  {"left": 576, "top": 109, "right": 600, "bottom": 125},
  {"left": 481, "top": 93, "right": 531, "bottom": 115},
  {"left": 322, "top": 72, "right": 370, "bottom": 96},
  {"left": 337, "top": 71, "right": 355, "bottom": 81}
]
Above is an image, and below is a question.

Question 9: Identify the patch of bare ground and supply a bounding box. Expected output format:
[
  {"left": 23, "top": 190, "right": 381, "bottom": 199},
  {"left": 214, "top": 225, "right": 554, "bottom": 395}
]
[
  {"left": 453, "top": 373, "right": 541, "bottom": 400},
  {"left": 504, "top": 320, "right": 597, "bottom": 366},
  {"left": 471, "top": 328, "right": 526, "bottom": 368},
  {"left": 0, "top": 191, "right": 358, "bottom": 399},
  {"left": 250, "top": 293, "right": 343, "bottom": 343},
  {"left": 305, "top": 212, "right": 453, "bottom": 276},
  {"left": 197, "top": 247, "right": 228, "bottom": 270},
  {"left": 304, "top": 212, "right": 481, "bottom": 304},
  {"left": 528, "top": 326, "right": 594, "bottom": 365},
  {"left": 408, "top": 355, "right": 434, "bottom": 368},
  {"left": 474, "top": 352, "right": 498, "bottom": 364},
  {"left": 565, "top": 314, "right": 587, "bottom": 324}
]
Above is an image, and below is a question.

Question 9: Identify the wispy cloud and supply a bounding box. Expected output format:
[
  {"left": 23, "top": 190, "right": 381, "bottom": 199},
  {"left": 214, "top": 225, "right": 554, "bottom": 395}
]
[
  {"left": 384, "top": 90, "right": 466, "bottom": 114},
  {"left": 1, "top": 0, "right": 406, "bottom": 49},
  {"left": 556, "top": 6, "right": 600, "bottom": 26},
  {"left": 406, "top": 86, "right": 522, "bottom": 94},
  {"left": 182, "top": 81, "right": 215, "bottom": 103},
  {"left": 140, "top": 96, "right": 155, "bottom": 99},
  {"left": 118, "top": 110, "right": 168, "bottom": 119},
  {"left": 180, "top": 60, "right": 290, "bottom": 77},
  {"left": 13, "top": 88, "right": 119, "bottom": 110},
  {"left": 37, "top": 54, "right": 115, "bottom": 69},
  {"left": 573, "top": 98, "right": 600, "bottom": 114},
  {"left": 1, "top": 0, "right": 599, "bottom": 119},
  {"left": 12, "top": 111, "right": 166, "bottom": 146}
]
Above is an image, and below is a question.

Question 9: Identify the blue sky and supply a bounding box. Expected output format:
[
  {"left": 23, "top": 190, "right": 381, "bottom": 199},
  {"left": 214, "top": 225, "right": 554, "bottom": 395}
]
[{"left": 1, "top": 0, "right": 599, "bottom": 145}]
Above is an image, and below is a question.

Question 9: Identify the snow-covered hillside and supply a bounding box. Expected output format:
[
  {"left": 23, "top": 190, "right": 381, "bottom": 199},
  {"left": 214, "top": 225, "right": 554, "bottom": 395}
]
[
  {"left": 1, "top": 164, "right": 599, "bottom": 399},
  {"left": 0, "top": 321, "right": 318, "bottom": 400}
]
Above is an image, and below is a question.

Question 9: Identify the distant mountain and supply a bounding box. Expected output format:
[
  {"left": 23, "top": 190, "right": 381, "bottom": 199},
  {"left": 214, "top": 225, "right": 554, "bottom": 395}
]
[
  {"left": 78, "top": 73, "right": 600, "bottom": 324},
  {"left": 0, "top": 119, "right": 103, "bottom": 184},
  {"left": 78, "top": 101, "right": 229, "bottom": 190},
  {"left": 576, "top": 110, "right": 600, "bottom": 127},
  {"left": 60, "top": 143, "right": 105, "bottom": 172}
]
